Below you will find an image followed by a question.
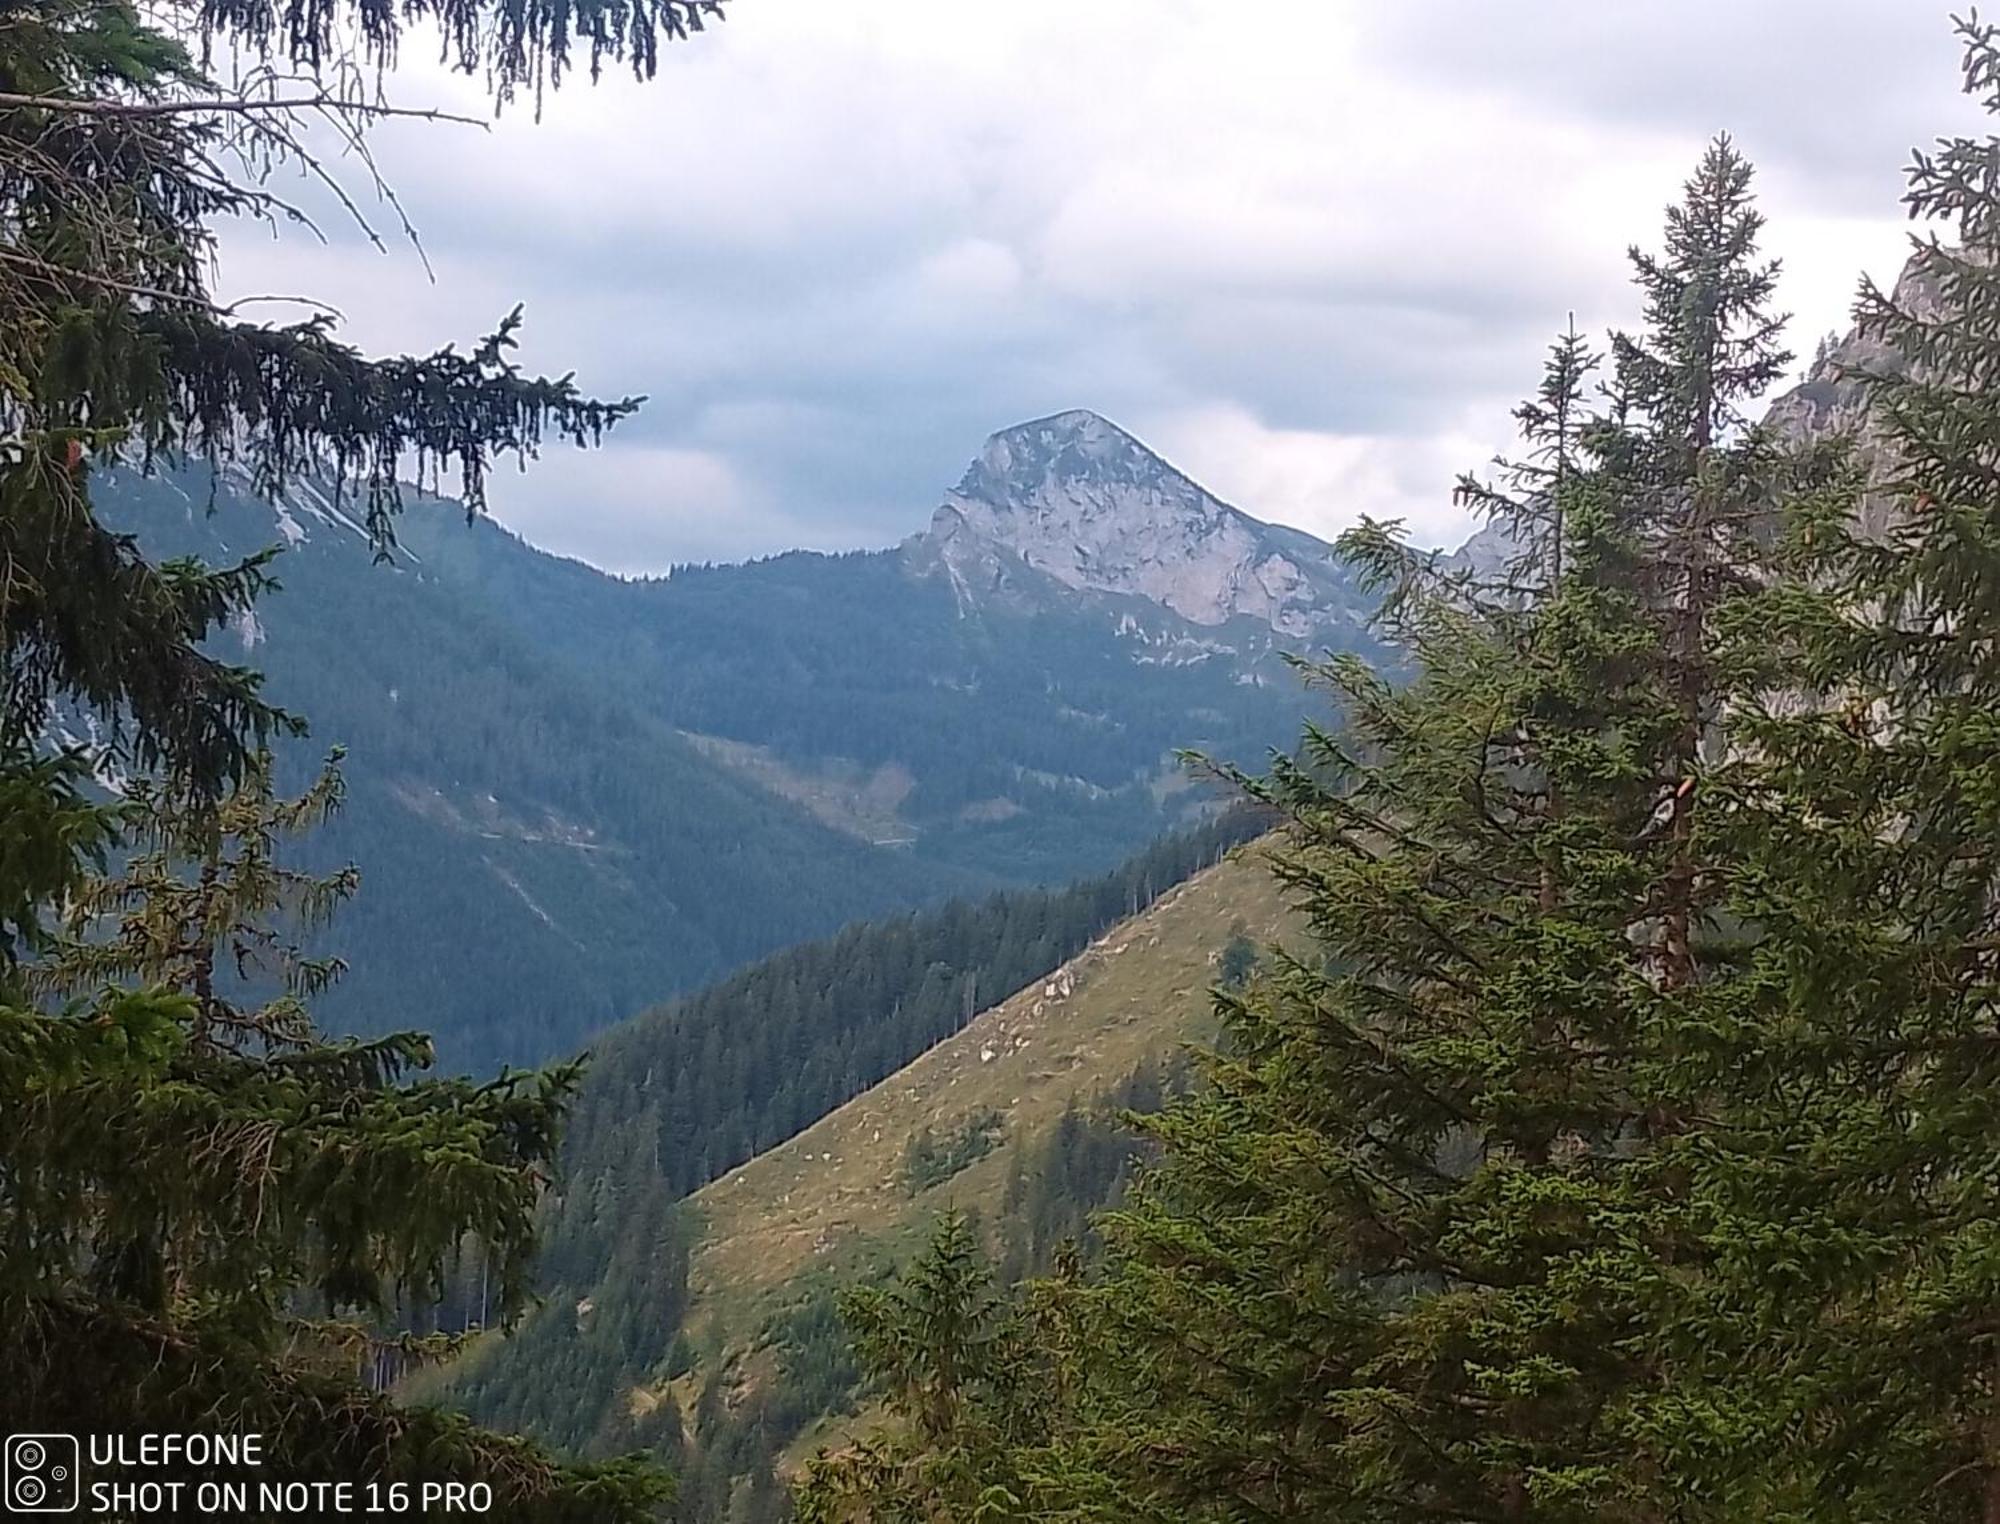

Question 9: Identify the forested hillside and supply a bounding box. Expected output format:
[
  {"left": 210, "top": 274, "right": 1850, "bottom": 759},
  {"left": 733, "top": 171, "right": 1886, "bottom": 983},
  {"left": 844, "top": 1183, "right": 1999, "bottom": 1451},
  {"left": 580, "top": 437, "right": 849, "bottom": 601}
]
[
  {"left": 92, "top": 417, "right": 1382, "bottom": 1073},
  {"left": 402, "top": 534, "right": 1248, "bottom": 879},
  {"left": 432, "top": 816, "right": 1286, "bottom": 1504},
  {"left": 95, "top": 469, "right": 991, "bottom": 1071},
  {"left": 395, "top": 412, "right": 1386, "bottom": 884}
]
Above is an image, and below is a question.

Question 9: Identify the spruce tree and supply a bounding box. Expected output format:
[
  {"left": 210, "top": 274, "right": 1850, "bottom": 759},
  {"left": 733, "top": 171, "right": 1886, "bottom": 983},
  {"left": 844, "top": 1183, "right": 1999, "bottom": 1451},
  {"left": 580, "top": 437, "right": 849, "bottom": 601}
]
[
  {"left": 796, "top": 1215, "right": 1130, "bottom": 1524},
  {"left": 795, "top": 139, "right": 1803, "bottom": 1521},
  {"left": 1454, "top": 317, "right": 1597, "bottom": 601},
  {"left": 2, "top": 0, "right": 722, "bottom": 801},
  {"left": 1625, "top": 17, "right": 2000, "bottom": 1516},
  {"left": 0, "top": 0, "right": 724, "bottom": 1506},
  {"left": 0, "top": 756, "right": 671, "bottom": 1516},
  {"left": 1062, "top": 140, "right": 1790, "bottom": 1522},
  {"left": 1608, "top": 134, "right": 1789, "bottom": 992}
]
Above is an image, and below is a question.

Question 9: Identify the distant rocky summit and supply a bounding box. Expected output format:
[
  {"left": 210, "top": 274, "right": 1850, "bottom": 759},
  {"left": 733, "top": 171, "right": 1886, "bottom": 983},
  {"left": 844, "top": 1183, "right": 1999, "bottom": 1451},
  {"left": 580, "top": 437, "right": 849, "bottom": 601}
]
[{"left": 909, "top": 409, "right": 1362, "bottom": 639}]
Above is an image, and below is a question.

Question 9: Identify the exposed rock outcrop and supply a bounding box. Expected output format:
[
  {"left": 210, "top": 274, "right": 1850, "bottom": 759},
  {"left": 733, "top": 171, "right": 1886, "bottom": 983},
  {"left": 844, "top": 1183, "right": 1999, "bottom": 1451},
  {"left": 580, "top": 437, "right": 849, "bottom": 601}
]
[{"left": 907, "top": 409, "right": 1360, "bottom": 639}]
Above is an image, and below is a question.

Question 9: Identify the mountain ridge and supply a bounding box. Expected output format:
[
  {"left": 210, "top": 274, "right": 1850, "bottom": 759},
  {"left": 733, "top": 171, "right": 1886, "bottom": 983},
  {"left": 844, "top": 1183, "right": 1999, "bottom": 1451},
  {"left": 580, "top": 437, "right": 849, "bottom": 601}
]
[
  {"left": 909, "top": 408, "right": 1364, "bottom": 639},
  {"left": 94, "top": 466, "right": 984, "bottom": 1073},
  {"left": 89, "top": 410, "right": 1385, "bottom": 1071}
]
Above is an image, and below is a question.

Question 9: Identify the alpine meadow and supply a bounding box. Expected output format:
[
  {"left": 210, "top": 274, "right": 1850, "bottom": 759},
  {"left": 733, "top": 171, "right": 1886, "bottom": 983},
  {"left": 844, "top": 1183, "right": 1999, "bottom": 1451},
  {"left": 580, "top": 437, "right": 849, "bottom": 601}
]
[{"left": 9, "top": 4, "right": 2000, "bottom": 1524}]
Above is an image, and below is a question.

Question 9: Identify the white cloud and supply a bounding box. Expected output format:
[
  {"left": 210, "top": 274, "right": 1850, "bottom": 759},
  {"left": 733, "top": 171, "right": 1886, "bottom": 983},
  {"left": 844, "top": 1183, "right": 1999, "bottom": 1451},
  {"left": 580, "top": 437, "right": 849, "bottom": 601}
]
[
  {"left": 210, "top": 0, "right": 1967, "bottom": 570},
  {"left": 490, "top": 441, "right": 854, "bottom": 573},
  {"left": 1141, "top": 401, "right": 1504, "bottom": 551}
]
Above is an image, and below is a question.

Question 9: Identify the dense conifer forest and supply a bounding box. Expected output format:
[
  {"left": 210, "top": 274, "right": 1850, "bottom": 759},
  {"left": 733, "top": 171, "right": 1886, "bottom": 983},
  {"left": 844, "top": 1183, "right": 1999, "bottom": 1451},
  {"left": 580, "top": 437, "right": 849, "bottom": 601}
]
[
  {"left": 90, "top": 455, "right": 1370, "bottom": 1075},
  {"left": 99, "top": 469, "right": 1006, "bottom": 1071},
  {"left": 437, "top": 809, "right": 1268, "bottom": 1456},
  {"left": 403, "top": 525, "right": 1361, "bottom": 856}
]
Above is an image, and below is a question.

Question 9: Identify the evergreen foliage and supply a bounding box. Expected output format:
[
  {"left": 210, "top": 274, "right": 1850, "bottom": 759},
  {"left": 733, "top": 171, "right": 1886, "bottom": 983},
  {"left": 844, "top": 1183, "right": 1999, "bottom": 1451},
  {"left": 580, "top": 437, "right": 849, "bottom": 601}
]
[
  {"left": 1075, "top": 137, "right": 1804, "bottom": 1522},
  {"left": 0, "top": 759, "right": 671, "bottom": 1517},
  {"left": 1215, "top": 921, "right": 1258, "bottom": 988},
  {"left": 1, "top": 0, "right": 722, "bottom": 1505},
  {"left": 795, "top": 1216, "right": 1132, "bottom": 1524},
  {"left": 902, "top": 1108, "right": 1006, "bottom": 1196},
  {"left": 796, "top": 36, "right": 2000, "bottom": 1517},
  {"left": 1643, "top": 17, "right": 2000, "bottom": 1509},
  {"left": 441, "top": 811, "right": 1266, "bottom": 1458},
  {"left": 1031, "top": 140, "right": 1813, "bottom": 1510},
  {"left": 993, "top": 1054, "right": 1190, "bottom": 1286},
  {"left": 0, "top": 0, "right": 709, "bottom": 798}
]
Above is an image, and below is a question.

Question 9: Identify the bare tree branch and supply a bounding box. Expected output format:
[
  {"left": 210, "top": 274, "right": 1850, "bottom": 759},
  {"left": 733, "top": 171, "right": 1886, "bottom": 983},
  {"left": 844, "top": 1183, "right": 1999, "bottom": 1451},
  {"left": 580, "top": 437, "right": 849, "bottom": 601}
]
[{"left": 0, "top": 89, "right": 486, "bottom": 128}]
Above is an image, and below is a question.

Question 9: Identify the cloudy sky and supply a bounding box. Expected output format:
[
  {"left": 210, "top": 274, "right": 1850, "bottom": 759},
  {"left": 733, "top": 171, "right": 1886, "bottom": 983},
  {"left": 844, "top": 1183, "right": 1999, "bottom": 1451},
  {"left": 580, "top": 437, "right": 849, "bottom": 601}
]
[{"left": 215, "top": 1, "right": 1982, "bottom": 573}]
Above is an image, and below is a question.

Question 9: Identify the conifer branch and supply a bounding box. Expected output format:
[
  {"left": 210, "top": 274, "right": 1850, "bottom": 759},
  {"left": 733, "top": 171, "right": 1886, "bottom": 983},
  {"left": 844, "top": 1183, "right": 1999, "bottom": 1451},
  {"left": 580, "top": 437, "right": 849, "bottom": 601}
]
[{"left": 0, "top": 89, "right": 486, "bottom": 125}]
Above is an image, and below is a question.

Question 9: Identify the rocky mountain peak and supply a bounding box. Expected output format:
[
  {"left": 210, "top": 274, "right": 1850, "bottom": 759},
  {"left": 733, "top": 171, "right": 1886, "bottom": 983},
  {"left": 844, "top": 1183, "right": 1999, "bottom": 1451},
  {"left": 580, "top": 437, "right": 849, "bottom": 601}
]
[
  {"left": 956, "top": 409, "right": 1200, "bottom": 507},
  {"left": 914, "top": 410, "right": 1353, "bottom": 638}
]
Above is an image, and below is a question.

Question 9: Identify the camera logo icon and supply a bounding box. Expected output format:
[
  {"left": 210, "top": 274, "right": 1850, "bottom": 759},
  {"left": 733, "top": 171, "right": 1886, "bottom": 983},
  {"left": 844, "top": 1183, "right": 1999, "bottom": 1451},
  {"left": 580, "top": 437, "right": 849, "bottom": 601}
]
[{"left": 5, "top": 1434, "right": 79, "bottom": 1513}]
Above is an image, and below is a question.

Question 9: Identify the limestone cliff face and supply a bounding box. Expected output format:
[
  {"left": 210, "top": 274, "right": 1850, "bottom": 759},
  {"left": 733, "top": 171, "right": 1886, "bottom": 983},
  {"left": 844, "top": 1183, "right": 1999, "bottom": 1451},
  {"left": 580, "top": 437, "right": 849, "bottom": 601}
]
[
  {"left": 1762, "top": 255, "right": 1945, "bottom": 539},
  {"left": 909, "top": 409, "right": 1358, "bottom": 639}
]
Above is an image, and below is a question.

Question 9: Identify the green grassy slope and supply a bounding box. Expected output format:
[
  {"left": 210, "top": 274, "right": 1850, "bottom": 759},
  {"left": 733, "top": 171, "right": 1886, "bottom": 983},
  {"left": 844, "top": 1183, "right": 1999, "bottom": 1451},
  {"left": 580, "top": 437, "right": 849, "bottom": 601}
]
[{"left": 666, "top": 840, "right": 1300, "bottom": 1474}]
